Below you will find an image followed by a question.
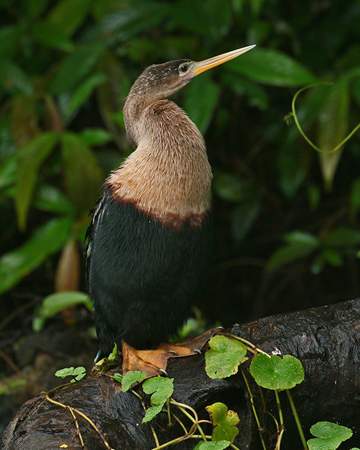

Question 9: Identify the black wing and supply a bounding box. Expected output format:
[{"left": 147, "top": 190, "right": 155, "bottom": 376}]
[{"left": 85, "top": 187, "right": 111, "bottom": 290}]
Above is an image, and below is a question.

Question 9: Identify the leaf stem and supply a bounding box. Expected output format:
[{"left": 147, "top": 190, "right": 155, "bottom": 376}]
[
  {"left": 225, "top": 333, "right": 269, "bottom": 355},
  {"left": 274, "top": 390, "right": 284, "bottom": 450},
  {"left": 241, "top": 370, "right": 267, "bottom": 450},
  {"left": 286, "top": 389, "right": 308, "bottom": 450},
  {"left": 291, "top": 82, "right": 360, "bottom": 154},
  {"left": 170, "top": 399, "right": 207, "bottom": 442}
]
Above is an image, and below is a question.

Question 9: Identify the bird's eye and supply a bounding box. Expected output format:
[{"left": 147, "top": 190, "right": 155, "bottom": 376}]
[{"left": 178, "top": 63, "right": 190, "bottom": 74}]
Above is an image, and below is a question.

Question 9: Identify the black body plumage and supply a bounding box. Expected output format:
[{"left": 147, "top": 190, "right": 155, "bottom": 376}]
[{"left": 87, "top": 186, "right": 213, "bottom": 358}]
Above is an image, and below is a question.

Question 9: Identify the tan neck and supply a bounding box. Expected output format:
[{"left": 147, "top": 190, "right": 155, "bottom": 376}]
[{"left": 108, "top": 99, "right": 212, "bottom": 222}]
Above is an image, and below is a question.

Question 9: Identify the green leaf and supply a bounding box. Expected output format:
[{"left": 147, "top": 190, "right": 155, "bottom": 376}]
[
  {"left": 321, "top": 227, "right": 360, "bottom": 247},
  {"left": 34, "top": 291, "right": 92, "bottom": 331},
  {"left": 122, "top": 370, "right": 147, "bottom": 392},
  {"left": 15, "top": 132, "right": 59, "bottom": 229},
  {"left": 0, "top": 26, "right": 22, "bottom": 57},
  {"left": 61, "top": 132, "right": 103, "bottom": 215},
  {"left": 0, "top": 379, "right": 27, "bottom": 395},
  {"left": 317, "top": 77, "right": 349, "bottom": 191},
  {"left": 284, "top": 231, "right": 320, "bottom": 247},
  {"left": 205, "top": 335, "right": 248, "bottom": 379},
  {"left": 66, "top": 73, "right": 107, "bottom": 121},
  {"left": 319, "top": 248, "right": 343, "bottom": 267},
  {"left": 47, "top": 0, "right": 92, "bottom": 36},
  {"left": 142, "top": 376, "right": 174, "bottom": 423},
  {"left": 308, "top": 422, "right": 353, "bottom": 450},
  {"left": 228, "top": 48, "right": 317, "bottom": 87},
  {"left": 206, "top": 402, "right": 239, "bottom": 444},
  {"left": 79, "top": 128, "right": 112, "bottom": 146},
  {"left": 193, "top": 441, "right": 231, "bottom": 450},
  {"left": 266, "top": 232, "right": 320, "bottom": 272},
  {"left": 113, "top": 373, "right": 123, "bottom": 383},
  {"left": 250, "top": 354, "right": 304, "bottom": 390},
  {"left": 99, "top": 2, "right": 170, "bottom": 42},
  {"left": 350, "top": 178, "right": 360, "bottom": 220},
  {"left": 50, "top": 42, "right": 105, "bottom": 95},
  {"left": 55, "top": 366, "right": 86, "bottom": 382},
  {"left": 32, "top": 20, "right": 74, "bottom": 51},
  {"left": 277, "top": 143, "right": 307, "bottom": 199},
  {"left": 0, "top": 217, "right": 72, "bottom": 296},
  {"left": 0, "top": 60, "right": 34, "bottom": 95},
  {"left": 25, "top": 0, "right": 50, "bottom": 19},
  {"left": 231, "top": 199, "right": 260, "bottom": 243},
  {"left": 108, "top": 343, "right": 118, "bottom": 361},
  {"left": 33, "top": 184, "right": 75, "bottom": 215},
  {"left": 213, "top": 172, "right": 249, "bottom": 203},
  {"left": 171, "top": 0, "right": 232, "bottom": 39},
  {"left": 0, "top": 153, "right": 16, "bottom": 189},
  {"left": 184, "top": 73, "right": 220, "bottom": 133}
]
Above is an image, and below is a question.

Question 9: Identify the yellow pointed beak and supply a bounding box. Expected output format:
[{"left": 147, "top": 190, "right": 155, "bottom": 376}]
[{"left": 192, "top": 45, "right": 256, "bottom": 75}]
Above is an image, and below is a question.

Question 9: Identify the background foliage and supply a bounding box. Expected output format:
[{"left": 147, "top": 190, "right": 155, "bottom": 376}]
[{"left": 1, "top": 0, "right": 360, "bottom": 361}]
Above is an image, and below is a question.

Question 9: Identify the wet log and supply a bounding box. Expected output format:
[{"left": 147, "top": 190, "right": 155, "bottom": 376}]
[{"left": 2, "top": 299, "right": 360, "bottom": 450}]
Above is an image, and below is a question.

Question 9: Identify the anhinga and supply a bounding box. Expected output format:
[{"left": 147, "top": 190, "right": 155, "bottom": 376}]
[{"left": 86, "top": 45, "right": 255, "bottom": 376}]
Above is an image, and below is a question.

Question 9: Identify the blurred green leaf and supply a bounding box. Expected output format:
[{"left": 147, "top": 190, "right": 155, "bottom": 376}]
[
  {"left": 0, "top": 153, "right": 16, "bottom": 190},
  {"left": 47, "top": 0, "right": 92, "bottom": 36},
  {"left": 223, "top": 74, "right": 269, "bottom": 110},
  {"left": 250, "top": 354, "right": 304, "bottom": 390},
  {"left": 96, "top": 51, "right": 128, "bottom": 149},
  {"left": 100, "top": 1, "right": 170, "bottom": 42},
  {"left": 320, "top": 248, "right": 343, "bottom": 266},
  {"left": 321, "top": 227, "right": 360, "bottom": 247},
  {"left": 79, "top": 128, "right": 112, "bottom": 146},
  {"left": 50, "top": 42, "right": 106, "bottom": 95},
  {"left": 0, "top": 116, "right": 16, "bottom": 161},
  {"left": 350, "top": 177, "right": 360, "bottom": 220},
  {"left": 25, "top": 0, "right": 50, "bottom": 18},
  {"left": 307, "top": 184, "right": 321, "bottom": 211},
  {"left": 15, "top": 132, "right": 59, "bottom": 229},
  {"left": 277, "top": 143, "right": 307, "bottom": 199},
  {"left": 184, "top": 72, "right": 220, "bottom": 133},
  {"left": 0, "top": 379, "right": 27, "bottom": 395},
  {"left": 284, "top": 230, "right": 320, "bottom": 246},
  {"left": 10, "top": 95, "right": 40, "bottom": 147},
  {"left": 231, "top": 199, "right": 260, "bottom": 243},
  {"left": 61, "top": 132, "right": 103, "bottom": 215},
  {"left": 228, "top": 48, "right": 317, "bottom": 87},
  {"left": 171, "top": 0, "right": 232, "bottom": 39},
  {"left": 0, "top": 26, "right": 21, "bottom": 57},
  {"left": 33, "top": 184, "right": 75, "bottom": 215},
  {"left": 34, "top": 291, "right": 92, "bottom": 331},
  {"left": 213, "top": 172, "right": 249, "bottom": 203},
  {"left": 317, "top": 77, "right": 349, "bottom": 191},
  {"left": 0, "top": 217, "right": 72, "bottom": 295},
  {"left": 267, "top": 231, "right": 320, "bottom": 272},
  {"left": 66, "top": 73, "right": 107, "bottom": 121},
  {"left": 0, "top": 61, "right": 33, "bottom": 95},
  {"left": 32, "top": 21, "right": 74, "bottom": 52},
  {"left": 250, "top": 0, "right": 266, "bottom": 16}
]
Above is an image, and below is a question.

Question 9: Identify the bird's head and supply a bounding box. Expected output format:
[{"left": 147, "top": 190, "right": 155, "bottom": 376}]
[{"left": 128, "top": 45, "right": 256, "bottom": 101}]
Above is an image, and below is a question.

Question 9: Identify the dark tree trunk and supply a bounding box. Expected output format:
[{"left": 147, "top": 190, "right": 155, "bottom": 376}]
[{"left": 2, "top": 299, "right": 360, "bottom": 450}]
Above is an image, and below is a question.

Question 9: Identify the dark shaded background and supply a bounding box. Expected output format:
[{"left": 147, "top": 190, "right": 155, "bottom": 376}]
[{"left": 1, "top": 0, "right": 360, "bottom": 435}]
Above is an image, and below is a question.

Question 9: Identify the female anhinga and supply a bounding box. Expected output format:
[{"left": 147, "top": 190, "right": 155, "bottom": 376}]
[{"left": 87, "top": 45, "right": 255, "bottom": 376}]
